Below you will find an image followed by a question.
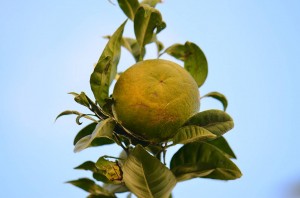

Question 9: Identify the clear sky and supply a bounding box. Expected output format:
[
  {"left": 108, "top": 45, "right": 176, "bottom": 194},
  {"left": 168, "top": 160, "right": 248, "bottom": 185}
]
[{"left": 1, "top": 0, "right": 300, "bottom": 198}]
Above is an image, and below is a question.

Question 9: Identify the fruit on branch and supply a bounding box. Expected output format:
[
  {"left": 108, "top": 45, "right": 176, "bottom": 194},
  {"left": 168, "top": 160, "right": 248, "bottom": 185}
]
[{"left": 112, "top": 59, "right": 200, "bottom": 143}]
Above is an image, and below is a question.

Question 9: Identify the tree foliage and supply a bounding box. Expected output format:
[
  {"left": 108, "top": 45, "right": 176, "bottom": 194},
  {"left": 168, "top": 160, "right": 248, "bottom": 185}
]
[{"left": 57, "top": 1, "right": 241, "bottom": 197}]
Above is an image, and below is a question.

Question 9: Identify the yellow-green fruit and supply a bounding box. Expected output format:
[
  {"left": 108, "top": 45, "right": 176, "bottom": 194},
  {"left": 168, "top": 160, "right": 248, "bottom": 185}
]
[{"left": 112, "top": 59, "right": 200, "bottom": 143}]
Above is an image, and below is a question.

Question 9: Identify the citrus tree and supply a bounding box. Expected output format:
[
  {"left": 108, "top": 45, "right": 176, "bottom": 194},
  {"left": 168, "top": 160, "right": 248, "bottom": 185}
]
[{"left": 57, "top": 1, "right": 242, "bottom": 197}]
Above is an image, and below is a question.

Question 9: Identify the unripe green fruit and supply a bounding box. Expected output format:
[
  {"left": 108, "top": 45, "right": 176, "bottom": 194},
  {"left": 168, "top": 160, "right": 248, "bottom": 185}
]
[{"left": 112, "top": 59, "right": 200, "bottom": 143}]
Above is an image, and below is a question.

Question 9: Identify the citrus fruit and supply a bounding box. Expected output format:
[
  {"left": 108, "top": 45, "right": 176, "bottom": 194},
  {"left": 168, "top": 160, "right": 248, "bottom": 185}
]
[{"left": 112, "top": 59, "right": 200, "bottom": 143}]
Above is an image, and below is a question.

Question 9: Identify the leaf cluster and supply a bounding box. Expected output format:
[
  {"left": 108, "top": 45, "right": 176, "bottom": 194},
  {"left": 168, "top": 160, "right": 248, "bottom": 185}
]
[{"left": 57, "top": 1, "right": 242, "bottom": 197}]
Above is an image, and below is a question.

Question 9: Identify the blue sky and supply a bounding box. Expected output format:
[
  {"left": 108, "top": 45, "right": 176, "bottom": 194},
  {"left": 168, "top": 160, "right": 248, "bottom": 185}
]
[{"left": 1, "top": 0, "right": 300, "bottom": 197}]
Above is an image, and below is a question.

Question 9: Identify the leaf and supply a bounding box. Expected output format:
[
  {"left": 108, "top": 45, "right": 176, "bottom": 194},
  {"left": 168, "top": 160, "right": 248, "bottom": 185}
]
[
  {"left": 55, "top": 110, "right": 81, "bottom": 121},
  {"left": 184, "top": 42, "right": 208, "bottom": 87},
  {"left": 68, "top": 92, "right": 79, "bottom": 97},
  {"left": 117, "top": 0, "right": 139, "bottom": 20},
  {"left": 104, "top": 36, "right": 146, "bottom": 62},
  {"left": 55, "top": 110, "right": 96, "bottom": 123},
  {"left": 123, "top": 145, "right": 176, "bottom": 198},
  {"left": 170, "top": 142, "right": 242, "bottom": 181},
  {"left": 74, "top": 92, "right": 90, "bottom": 108},
  {"left": 202, "top": 91, "right": 228, "bottom": 111},
  {"left": 75, "top": 161, "right": 98, "bottom": 172},
  {"left": 90, "top": 21, "right": 127, "bottom": 107},
  {"left": 122, "top": 37, "right": 146, "bottom": 62},
  {"left": 141, "top": 0, "right": 162, "bottom": 7},
  {"left": 87, "top": 194, "right": 116, "bottom": 198},
  {"left": 207, "top": 136, "right": 236, "bottom": 159},
  {"left": 75, "top": 114, "right": 97, "bottom": 125},
  {"left": 184, "top": 109, "right": 234, "bottom": 136},
  {"left": 172, "top": 125, "right": 217, "bottom": 145},
  {"left": 134, "top": 5, "right": 165, "bottom": 57},
  {"left": 96, "top": 157, "right": 123, "bottom": 182},
  {"left": 155, "top": 39, "right": 164, "bottom": 55},
  {"left": 163, "top": 44, "right": 186, "bottom": 61},
  {"left": 163, "top": 42, "right": 208, "bottom": 87},
  {"left": 74, "top": 118, "right": 116, "bottom": 152},
  {"left": 103, "top": 183, "right": 128, "bottom": 193},
  {"left": 74, "top": 123, "right": 97, "bottom": 145},
  {"left": 67, "top": 178, "right": 115, "bottom": 197}
]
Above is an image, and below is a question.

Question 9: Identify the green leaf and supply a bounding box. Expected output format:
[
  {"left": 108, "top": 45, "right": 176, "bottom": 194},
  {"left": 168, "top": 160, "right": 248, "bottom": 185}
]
[
  {"left": 93, "top": 173, "right": 112, "bottom": 183},
  {"left": 96, "top": 157, "right": 123, "bottom": 183},
  {"left": 74, "top": 123, "right": 97, "bottom": 145},
  {"left": 184, "top": 109, "right": 234, "bottom": 136},
  {"left": 74, "top": 160, "right": 113, "bottom": 183},
  {"left": 87, "top": 194, "right": 116, "bottom": 198},
  {"left": 55, "top": 110, "right": 96, "bottom": 123},
  {"left": 163, "top": 44, "right": 186, "bottom": 61},
  {"left": 74, "top": 118, "right": 116, "bottom": 152},
  {"left": 90, "top": 21, "right": 127, "bottom": 107},
  {"left": 68, "top": 92, "right": 79, "bottom": 97},
  {"left": 141, "top": 0, "right": 162, "bottom": 7},
  {"left": 207, "top": 136, "right": 236, "bottom": 159},
  {"left": 202, "top": 91, "right": 228, "bottom": 111},
  {"left": 172, "top": 125, "right": 217, "bottom": 145},
  {"left": 170, "top": 142, "right": 242, "bottom": 181},
  {"left": 55, "top": 110, "right": 81, "bottom": 121},
  {"left": 117, "top": 0, "right": 139, "bottom": 20},
  {"left": 104, "top": 36, "right": 146, "bottom": 62},
  {"left": 163, "top": 42, "right": 208, "bottom": 87},
  {"left": 67, "top": 178, "right": 115, "bottom": 197},
  {"left": 75, "top": 161, "right": 98, "bottom": 172},
  {"left": 184, "top": 42, "right": 208, "bottom": 87},
  {"left": 155, "top": 39, "right": 164, "bottom": 55},
  {"left": 122, "top": 37, "right": 146, "bottom": 62},
  {"left": 134, "top": 5, "right": 165, "bottom": 57},
  {"left": 74, "top": 92, "right": 90, "bottom": 108},
  {"left": 123, "top": 145, "right": 176, "bottom": 198}
]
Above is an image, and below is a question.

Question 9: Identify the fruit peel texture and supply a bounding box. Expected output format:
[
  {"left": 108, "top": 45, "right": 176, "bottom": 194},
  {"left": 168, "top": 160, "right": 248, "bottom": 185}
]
[{"left": 112, "top": 59, "right": 200, "bottom": 143}]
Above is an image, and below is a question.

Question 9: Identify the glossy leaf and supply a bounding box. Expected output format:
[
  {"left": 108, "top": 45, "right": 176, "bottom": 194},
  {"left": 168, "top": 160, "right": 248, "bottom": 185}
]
[
  {"left": 141, "top": 0, "right": 162, "bottom": 7},
  {"left": 163, "top": 42, "right": 208, "bottom": 87},
  {"left": 207, "top": 136, "right": 236, "bottom": 159},
  {"left": 90, "top": 21, "right": 126, "bottom": 107},
  {"left": 117, "top": 0, "right": 139, "bottom": 20},
  {"left": 67, "top": 178, "right": 115, "bottom": 197},
  {"left": 134, "top": 5, "right": 165, "bottom": 57},
  {"left": 170, "top": 142, "right": 242, "bottom": 181},
  {"left": 172, "top": 125, "right": 217, "bottom": 145},
  {"left": 184, "top": 109, "right": 234, "bottom": 136},
  {"left": 123, "top": 145, "right": 176, "bottom": 198},
  {"left": 202, "top": 91, "right": 228, "bottom": 111},
  {"left": 74, "top": 118, "right": 116, "bottom": 152}
]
